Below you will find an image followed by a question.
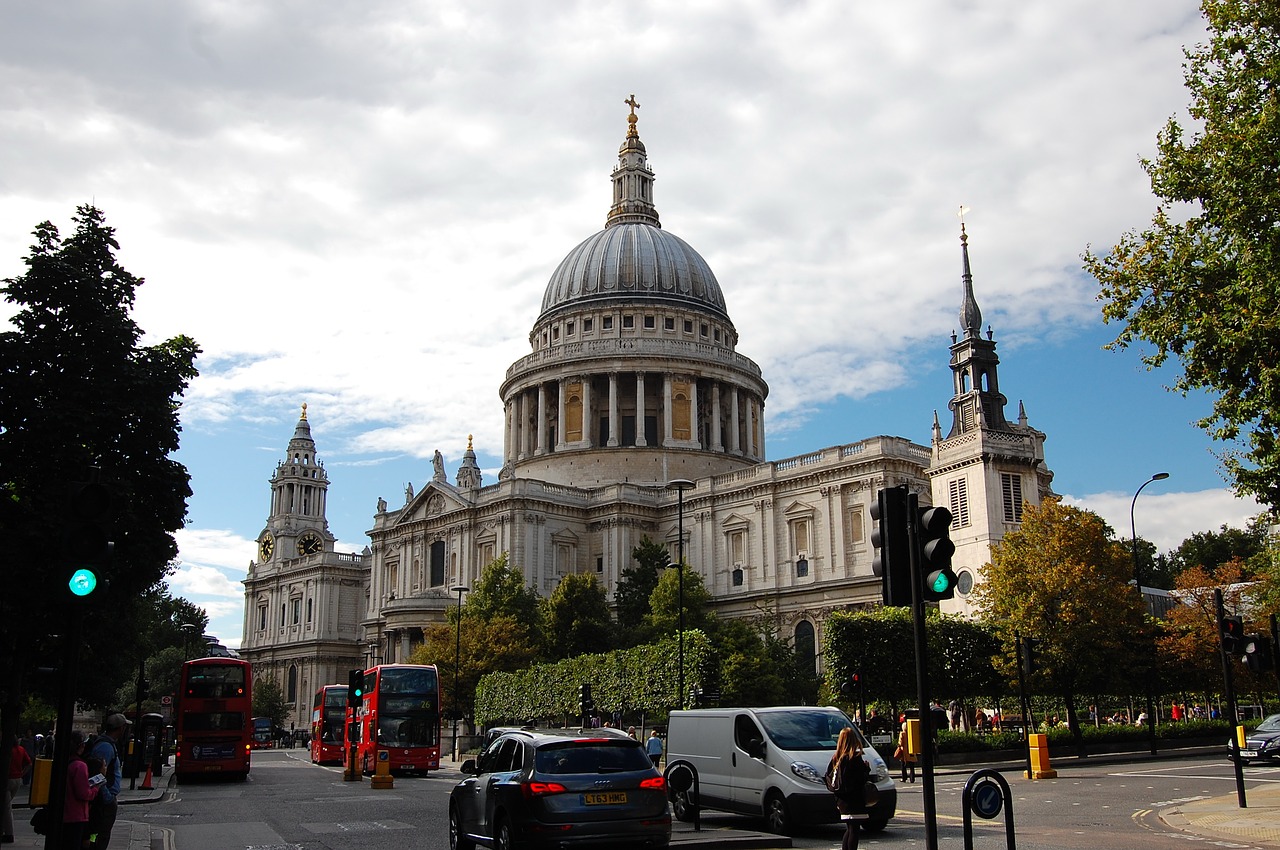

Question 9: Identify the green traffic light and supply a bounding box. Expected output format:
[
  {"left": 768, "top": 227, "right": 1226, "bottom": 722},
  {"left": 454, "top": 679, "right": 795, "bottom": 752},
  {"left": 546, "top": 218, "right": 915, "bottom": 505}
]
[
  {"left": 928, "top": 570, "right": 954, "bottom": 594},
  {"left": 69, "top": 568, "right": 98, "bottom": 597}
]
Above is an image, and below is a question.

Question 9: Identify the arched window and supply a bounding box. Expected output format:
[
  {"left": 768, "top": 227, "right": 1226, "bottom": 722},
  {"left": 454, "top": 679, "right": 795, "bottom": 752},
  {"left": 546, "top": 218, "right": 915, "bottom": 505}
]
[
  {"left": 794, "top": 621, "right": 817, "bottom": 675},
  {"left": 287, "top": 665, "right": 298, "bottom": 704}
]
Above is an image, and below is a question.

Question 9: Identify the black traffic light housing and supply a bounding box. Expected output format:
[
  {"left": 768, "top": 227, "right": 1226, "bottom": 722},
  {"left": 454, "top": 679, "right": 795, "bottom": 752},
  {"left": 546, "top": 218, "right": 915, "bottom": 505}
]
[
  {"left": 65, "top": 476, "right": 114, "bottom": 600},
  {"left": 871, "top": 486, "right": 912, "bottom": 607},
  {"left": 917, "top": 505, "right": 957, "bottom": 602},
  {"left": 1242, "top": 634, "right": 1274, "bottom": 673},
  {"left": 1220, "top": 615, "right": 1245, "bottom": 654},
  {"left": 347, "top": 669, "right": 364, "bottom": 708},
  {"left": 578, "top": 683, "right": 594, "bottom": 718},
  {"left": 1020, "top": 635, "right": 1039, "bottom": 680}
]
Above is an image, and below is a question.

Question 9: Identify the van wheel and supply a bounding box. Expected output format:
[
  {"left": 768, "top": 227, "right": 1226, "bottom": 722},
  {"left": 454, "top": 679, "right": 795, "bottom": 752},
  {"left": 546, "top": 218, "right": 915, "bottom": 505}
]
[
  {"left": 763, "top": 792, "right": 790, "bottom": 834},
  {"left": 672, "top": 791, "right": 694, "bottom": 822}
]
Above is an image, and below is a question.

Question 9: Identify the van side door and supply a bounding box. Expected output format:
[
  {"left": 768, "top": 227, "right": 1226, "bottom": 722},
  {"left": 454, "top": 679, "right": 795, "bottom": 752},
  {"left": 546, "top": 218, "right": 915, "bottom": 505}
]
[{"left": 730, "top": 713, "right": 771, "bottom": 811}]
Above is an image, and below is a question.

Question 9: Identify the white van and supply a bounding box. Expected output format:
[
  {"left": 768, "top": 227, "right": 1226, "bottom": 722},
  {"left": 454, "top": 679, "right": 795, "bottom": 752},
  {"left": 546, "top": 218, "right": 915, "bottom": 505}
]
[{"left": 665, "top": 706, "right": 896, "bottom": 834}]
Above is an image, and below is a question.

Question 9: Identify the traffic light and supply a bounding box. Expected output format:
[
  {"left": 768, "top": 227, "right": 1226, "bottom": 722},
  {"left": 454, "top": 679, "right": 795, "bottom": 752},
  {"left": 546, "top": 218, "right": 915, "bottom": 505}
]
[
  {"left": 65, "top": 477, "right": 113, "bottom": 600},
  {"left": 917, "top": 504, "right": 957, "bottom": 602},
  {"left": 578, "top": 683, "right": 594, "bottom": 717},
  {"left": 347, "top": 669, "right": 364, "bottom": 708},
  {"left": 1220, "top": 615, "right": 1245, "bottom": 654},
  {"left": 1020, "top": 635, "right": 1039, "bottom": 680},
  {"left": 1242, "top": 634, "right": 1274, "bottom": 673},
  {"left": 137, "top": 677, "right": 150, "bottom": 701},
  {"left": 870, "top": 486, "right": 912, "bottom": 606}
]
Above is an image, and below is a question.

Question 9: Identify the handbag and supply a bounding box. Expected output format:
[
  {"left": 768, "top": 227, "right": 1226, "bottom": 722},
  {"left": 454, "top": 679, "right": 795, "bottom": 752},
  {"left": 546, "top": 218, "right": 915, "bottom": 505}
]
[
  {"left": 30, "top": 807, "right": 50, "bottom": 836},
  {"left": 864, "top": 781, "right": 880, "bottom": 807}
]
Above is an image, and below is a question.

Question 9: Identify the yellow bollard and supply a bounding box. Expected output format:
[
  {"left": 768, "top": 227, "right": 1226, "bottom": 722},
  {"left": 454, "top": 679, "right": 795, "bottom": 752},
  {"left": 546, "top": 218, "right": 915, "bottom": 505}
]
[
  {"left": 905, "top": 718, "right": 922, "bottom": 756},
  {"left": 1025, "top": 733, "right": 1057, "bottom": 779},
  {"left": 1236, "top": 725, "right": 1247, "bottom": 750},
  {"left": 370, "top": 749, "right": 395, "bottom": 789},
  {"left": 29, "top": 758, "right": 52, "bottom": 806}
]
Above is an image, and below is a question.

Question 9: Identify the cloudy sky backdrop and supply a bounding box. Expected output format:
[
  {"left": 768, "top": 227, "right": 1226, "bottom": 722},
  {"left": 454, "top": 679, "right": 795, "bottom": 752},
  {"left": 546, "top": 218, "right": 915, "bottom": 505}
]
[{"left": 2, "top": 0, "right": 1261, "bottom": 647}]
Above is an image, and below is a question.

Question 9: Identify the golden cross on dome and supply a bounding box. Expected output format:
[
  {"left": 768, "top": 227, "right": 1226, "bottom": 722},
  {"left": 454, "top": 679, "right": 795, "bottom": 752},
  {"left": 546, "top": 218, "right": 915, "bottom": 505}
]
[{"left": 625, "top": 94, "right": 640, "bottom": 137}]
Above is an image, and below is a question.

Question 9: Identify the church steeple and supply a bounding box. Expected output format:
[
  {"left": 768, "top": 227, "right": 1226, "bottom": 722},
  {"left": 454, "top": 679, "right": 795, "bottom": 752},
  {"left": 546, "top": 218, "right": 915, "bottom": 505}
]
[
  {"left": 257, "top": 403, "right": 332, "bottom": 563},
  {"left": 944, "top": 224, "right": 1010, "bottom": 438},
  {"left": 606, "top": 95, "right": 661, "bottom": 228}
]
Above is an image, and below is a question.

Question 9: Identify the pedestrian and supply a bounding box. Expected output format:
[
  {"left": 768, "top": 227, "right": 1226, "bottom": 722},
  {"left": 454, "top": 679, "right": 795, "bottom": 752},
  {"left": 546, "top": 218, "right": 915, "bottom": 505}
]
[
  {"left": 894, "top": 723, "right": 916, "bottom": 783},
  {"left": 825, "top": 727, "right": 871, "bottom": 850},
  {"left": 646, "top": 730, "right": 663, "bottom": 767},
  {"left": 4, "top": 732, "right": 33, "bottom": 843},
  {"left": 62, "top": 731, "right": 102, "bottom": 850},
  {"left": 627, "top": 726, "right": 638, "bottom": 740},
  {"left": 87, "top": 713, "right": 130, "bottom": 850},
  {"left": 948, "top": 699, "right": 962, "bottom": 731}
]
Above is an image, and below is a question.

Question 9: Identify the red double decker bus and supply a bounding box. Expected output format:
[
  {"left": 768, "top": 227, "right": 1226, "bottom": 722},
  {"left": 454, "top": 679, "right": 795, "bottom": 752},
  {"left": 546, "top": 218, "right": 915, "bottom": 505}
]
[
  {"left": 174, "top": 657, "right": 252, "bottom": 779},
  {"left": 353, "top": 664, "right": 441, "bottom": 774},
  {"left": 310, "top": 684, "right": 349, "bottom": 764}
]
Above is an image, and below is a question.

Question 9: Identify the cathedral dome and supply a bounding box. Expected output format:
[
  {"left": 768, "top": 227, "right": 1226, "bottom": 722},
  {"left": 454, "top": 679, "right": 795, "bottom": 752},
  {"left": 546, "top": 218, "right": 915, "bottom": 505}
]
[{"left": 539, "top": 223, "right": 729, "bottom": 322}]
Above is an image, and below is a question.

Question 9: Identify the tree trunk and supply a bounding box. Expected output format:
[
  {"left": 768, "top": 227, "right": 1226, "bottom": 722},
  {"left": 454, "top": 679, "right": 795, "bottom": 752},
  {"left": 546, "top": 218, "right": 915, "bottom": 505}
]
[{"left": 1063, "top": 692, "right": 1086, "bottom": 756}]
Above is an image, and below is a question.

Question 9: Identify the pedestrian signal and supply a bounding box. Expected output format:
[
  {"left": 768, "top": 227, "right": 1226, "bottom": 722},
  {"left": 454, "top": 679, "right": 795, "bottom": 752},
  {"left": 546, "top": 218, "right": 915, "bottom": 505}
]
[
  {"left": 1219, "top": 615, "right": 1244, "bottom": 654},
  {"left": 1242, "top": 634, "right": 1274, "bottom": 673}
]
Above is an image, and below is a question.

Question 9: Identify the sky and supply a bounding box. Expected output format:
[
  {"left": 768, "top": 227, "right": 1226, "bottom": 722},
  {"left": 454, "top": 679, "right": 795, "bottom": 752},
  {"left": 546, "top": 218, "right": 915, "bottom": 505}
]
[{"left": 2, "top": 0, "right": 1265, "bottom": 649}]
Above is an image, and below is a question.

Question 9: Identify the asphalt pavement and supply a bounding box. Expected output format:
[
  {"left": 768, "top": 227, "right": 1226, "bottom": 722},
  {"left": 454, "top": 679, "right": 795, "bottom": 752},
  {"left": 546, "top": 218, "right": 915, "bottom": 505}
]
[{"left": 6, "top": 747, "right": 1277, "bottom": 849}]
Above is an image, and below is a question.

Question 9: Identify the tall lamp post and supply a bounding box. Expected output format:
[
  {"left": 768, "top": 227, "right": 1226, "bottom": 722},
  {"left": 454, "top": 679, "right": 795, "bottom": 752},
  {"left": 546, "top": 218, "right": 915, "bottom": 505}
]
[
  {"left": 1131, "top": 471, "right": 1170, "bottom": 756},
  {"left": 450, "top": 584, "right": 469, "bottom": 762},
  {"left": 667, "top": 479, "right": 694, "bottom": 710}
]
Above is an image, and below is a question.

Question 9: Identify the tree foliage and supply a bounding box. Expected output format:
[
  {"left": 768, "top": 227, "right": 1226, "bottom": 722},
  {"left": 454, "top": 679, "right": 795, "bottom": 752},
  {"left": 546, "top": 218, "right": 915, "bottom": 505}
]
[
  {"left": 615, "top": 537, "right": 668, "bottom": 644},
  {"left": 1083, "top": 0, "right": 1280, "bottom": 504},
  {"left": 465, "top": 553, "right": 544, "bottom": 632},
  {"left": 972, "top": 498, "right": 1147, "bottom": 741},
  {"left": 0, "top": 205, "right": 199, "bottom": 740},
  {"left": 646, "top": 563, "right": 713, "bottom": 637},
  {"left": 543, "top": 573, "right": 613, "bottom": 660},
  {"left": 1164, "top": 520, "right": 1269, "bottom": 579},
  {"left": 252, "top": 677, "right": 289, "bottom": 729}
]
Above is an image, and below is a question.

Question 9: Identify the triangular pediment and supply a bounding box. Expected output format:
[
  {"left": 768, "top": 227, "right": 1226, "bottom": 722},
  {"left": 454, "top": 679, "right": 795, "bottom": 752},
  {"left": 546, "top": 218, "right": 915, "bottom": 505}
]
[
  {"left": 397, "top": 481, "right": 468, "bottom": 525},
  {"left": 782, "top": 500, "right": 815, "bottom": 519}
]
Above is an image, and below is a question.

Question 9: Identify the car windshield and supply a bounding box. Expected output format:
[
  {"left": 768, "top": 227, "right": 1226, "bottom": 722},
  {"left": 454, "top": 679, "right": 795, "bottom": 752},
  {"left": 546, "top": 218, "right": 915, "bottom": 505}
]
[
  {"left": 756, "top": 710, "right": 860, "bottom": 750},
  {"left": 535, "top": 741, "right": 652, "bottom": 775},
  {"left": 1256, "top": 714, "right": 1280, "bottom": 733}
]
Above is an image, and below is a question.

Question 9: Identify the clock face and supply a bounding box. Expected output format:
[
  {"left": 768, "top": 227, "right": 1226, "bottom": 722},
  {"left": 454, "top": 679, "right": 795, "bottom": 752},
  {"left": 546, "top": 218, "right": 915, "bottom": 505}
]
[
  {"left": 258, "top": 533, "right": 274, "bottom": 561},
  {"left": 297, "top": 531, "right": 322, "bottom": 556}
]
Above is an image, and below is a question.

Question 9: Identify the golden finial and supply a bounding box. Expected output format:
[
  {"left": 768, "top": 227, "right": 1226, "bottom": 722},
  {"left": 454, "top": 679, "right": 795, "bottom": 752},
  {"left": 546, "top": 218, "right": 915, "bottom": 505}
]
[
  {"left": 958, "top": 204, "right": 971, "bottom": 235},
  {"left": 300, "top": 402, "right": 308, "bottom": 420},
  {"left": 625, "top": 94, "right": 640, "bottom": 138},
  {"left": 467, "top": 434, "right": 474, "bottom": 451}
]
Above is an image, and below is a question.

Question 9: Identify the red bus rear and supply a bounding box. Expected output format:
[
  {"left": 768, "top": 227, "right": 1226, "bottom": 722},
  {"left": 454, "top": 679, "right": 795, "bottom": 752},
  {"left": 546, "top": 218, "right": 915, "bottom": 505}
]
[
  {"left": 311, "top": 684, "right": 349, "bottom": 764},
  {"left": 174, "top": 657, "right": 252, "bottom": 779},
  {"left": 354, "top": 664, "right": 441, "bottom": 774}
]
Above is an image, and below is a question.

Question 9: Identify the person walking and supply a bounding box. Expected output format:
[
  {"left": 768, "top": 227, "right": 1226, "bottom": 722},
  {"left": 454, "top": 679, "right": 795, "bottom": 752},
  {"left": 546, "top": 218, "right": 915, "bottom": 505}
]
[
  {"left": 825, "top": 728, "right": 871, "bottom": 850},
  {"left": 894, "top": 723, "right": 916, "bottom": 783},
  {"left": 646, "top": 730, "right": 663, "bottom": 767},
  {"left": 87, "top": 714, "right": 129, "bottom": 850},
  {"left": 62, "top": 731, "right": 102, "bottom": 850},
  {"left": 4, "top": 732, "right": 32, "bottom": 843}
]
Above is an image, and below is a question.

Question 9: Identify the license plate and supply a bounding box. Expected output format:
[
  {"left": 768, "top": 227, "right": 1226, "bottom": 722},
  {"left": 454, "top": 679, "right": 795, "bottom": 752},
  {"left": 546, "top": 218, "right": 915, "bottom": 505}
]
[
  {"left": 203, "top": 765, "right": 223, "bottom": 771},
  {"left": 1241, "top": 750, "right": 1257, "bottom": 757},
  {"left": 583, "top": 791, "right": 628, "bottom": 805},
  {"left": 403, "top": 764, "right": 414, "bottom": 770}
]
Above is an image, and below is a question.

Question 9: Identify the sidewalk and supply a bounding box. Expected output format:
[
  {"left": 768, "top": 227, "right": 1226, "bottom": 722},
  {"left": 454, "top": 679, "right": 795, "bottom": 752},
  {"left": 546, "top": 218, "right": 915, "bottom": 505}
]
[
  {"left": 1159, "top": 781, "right": 1280, "bottom": 848},
  {"left": 7, "top": 775, "right": 166, "bottom": 850}
]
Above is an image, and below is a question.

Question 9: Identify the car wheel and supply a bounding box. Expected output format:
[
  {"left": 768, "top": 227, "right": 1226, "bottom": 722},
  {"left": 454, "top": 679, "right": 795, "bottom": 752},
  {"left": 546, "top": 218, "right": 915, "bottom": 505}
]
[
  {"left": 763, "top": 791, "right": 790, "bottom": 835},
  {"left": 494, "top": 815, "right": 518, "bottom": 850},
  {"left": 672, "top": 790, "right": 694, "bottom": 822},
  {"left": 449, "top": 804, "right": 475, "bottom": 850},
  {"left": 862, "top": 818, "right": 889, "bottom": 833}
]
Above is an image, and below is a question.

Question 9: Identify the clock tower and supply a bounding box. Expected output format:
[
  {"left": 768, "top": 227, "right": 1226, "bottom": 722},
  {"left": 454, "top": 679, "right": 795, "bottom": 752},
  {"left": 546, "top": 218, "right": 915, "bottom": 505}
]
[{"left": 241, "top": 404, "right": 368, "bottom": 732}]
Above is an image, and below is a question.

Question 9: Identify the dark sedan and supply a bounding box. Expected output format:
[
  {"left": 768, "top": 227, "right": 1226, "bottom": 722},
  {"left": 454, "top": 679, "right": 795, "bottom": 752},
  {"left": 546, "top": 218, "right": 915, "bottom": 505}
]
[
  {"left": 1232, "top": 713, "right": 1280, "bottom": 764},
  {"left": 450, "top": 729, "right": 671, "bottom": 850}
]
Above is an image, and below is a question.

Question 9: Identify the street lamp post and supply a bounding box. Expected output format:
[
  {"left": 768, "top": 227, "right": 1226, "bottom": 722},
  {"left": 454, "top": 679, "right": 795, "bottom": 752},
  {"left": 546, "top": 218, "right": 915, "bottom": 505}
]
[
  {"left": 180, "top": 623, "right": 198, "bottom": 659},
  {"left": 1131, "top": 471, "right": 1170, "bottom": 756},
  {"left": 667, "top": 479, "right": 694, "bottom": 710},
  {"left": 450, "top": 584, "right": 469, "bottom": 762}
]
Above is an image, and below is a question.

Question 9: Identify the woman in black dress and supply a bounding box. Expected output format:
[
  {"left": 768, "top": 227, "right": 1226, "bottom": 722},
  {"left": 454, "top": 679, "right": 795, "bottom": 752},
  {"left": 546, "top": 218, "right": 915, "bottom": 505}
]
[{"left": 826, "top": 727, "right": 871, "bottom": 850}]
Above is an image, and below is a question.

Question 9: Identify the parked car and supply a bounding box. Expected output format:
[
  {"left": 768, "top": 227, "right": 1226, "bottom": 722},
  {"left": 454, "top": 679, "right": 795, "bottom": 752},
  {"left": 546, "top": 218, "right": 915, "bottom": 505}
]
[
  {"left": 450, "top": 728, "right": 671, "bottom": 850},
  {"left": 1231, "top": 713, "right": 1280, "bottom": 764}
]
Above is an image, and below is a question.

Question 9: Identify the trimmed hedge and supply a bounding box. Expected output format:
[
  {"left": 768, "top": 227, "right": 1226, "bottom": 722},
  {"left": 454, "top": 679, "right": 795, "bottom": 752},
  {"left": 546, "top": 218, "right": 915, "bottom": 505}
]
[{"left": 936, "top": 719, "right": 1235, "bottom": 753}]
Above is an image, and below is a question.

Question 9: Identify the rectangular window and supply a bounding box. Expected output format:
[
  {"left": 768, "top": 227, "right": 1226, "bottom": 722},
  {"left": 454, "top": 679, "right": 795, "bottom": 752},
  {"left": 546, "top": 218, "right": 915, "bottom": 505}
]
[
  {"left": 730, "top": 531, "right": 745, "bottom": 565},
  {"left": 603, "top": 316, "right": 613, "bottom": 330},
  {"left": 552, "top": 327, "right": 559, "bottom": 341},
  {"left": 583, "top": 318, "right": 593, "bottom": 333},
  {"left": 430, "top": 542, "right": 446, "bottom": 586},
  {"left": 258, "top": 606, "right": 267, "bottom": 631},
  {"left": 623, "top": 315, "right": 634, "bottom": 329},
  {"left": 566, "top": 321, "right": 575, "bottom": 336},
  {"left": 683, "top": 320, "right": 693, "bottom": 333},
  {"left": 644, "top": 315, "right": 656, "bottom": 329},
  {"left": 664, "top": 317, "right": 675, "bottom": 331},
  {"left": 714, "top": 329, "right": 721, "bottom": 341},
  {"left": 949, "top": 477, "right": 971, "bottom": 528},
  {"left": 291, "top": 599, "right": 300, "bottom": 625},
  {"left": 1001, "top": 473, "right": 1024, "bottom": 523},
  {"left": 847, "top": 509, "right": 864, "bottom": 544},
  {"left": 700, "top": 323, "right": 709, "bottom": 337},
  {"left": 596, "top": 555, "right": 604, "bottom": 573},
  {"left": 791, "top": 519, "right": 810, "bottom": 555}
]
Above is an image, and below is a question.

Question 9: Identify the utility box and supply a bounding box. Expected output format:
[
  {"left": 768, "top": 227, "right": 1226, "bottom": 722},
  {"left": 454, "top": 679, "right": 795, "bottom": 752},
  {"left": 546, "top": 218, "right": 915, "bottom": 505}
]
[{"left": 29, "top": 758, "right": 52, "bottom": 806}]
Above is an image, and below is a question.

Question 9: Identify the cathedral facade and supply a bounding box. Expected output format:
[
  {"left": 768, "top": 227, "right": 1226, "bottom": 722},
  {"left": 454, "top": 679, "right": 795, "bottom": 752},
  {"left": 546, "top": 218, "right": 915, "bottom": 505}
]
[{"left": 240, "top": 104, "right": 1054, "bottom": 731}]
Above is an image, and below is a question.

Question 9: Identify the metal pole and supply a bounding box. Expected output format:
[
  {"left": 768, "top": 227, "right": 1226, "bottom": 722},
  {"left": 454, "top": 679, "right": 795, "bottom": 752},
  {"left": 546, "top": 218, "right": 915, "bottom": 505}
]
[
  {"left": 1130, "top": 472, "right": 1168, "bottom": 756},
  {"left": 668, "top": 480, "right": 694, "bottom": 710},
  {"left": 906, "top": 490, "right": 939, "bottom": 850},
  {"left": 1215, "top": 588, "right": 1247, "bottom": 808},
  {"left": 450, "top": 584, "right": 468, "bottom": 762}
]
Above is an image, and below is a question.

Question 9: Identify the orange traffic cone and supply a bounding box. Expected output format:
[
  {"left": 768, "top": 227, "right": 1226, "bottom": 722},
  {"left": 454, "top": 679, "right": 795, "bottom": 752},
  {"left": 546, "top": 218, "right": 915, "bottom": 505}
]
[{"left": 140, "top": 763, "right": 154, "bottom": 791}]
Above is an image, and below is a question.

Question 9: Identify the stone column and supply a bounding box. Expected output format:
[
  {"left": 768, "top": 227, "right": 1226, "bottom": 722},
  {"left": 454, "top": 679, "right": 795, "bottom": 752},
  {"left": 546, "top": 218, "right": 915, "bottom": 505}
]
[
  {"left": 662, "top": 373, "right": 673, "bottom": 447},
  {"left": 730, "top": 389, "right": 741, "bottom": 454},
  {"left": 711, "top": 383, "right": 723, "bottom": 451},
  {"left": 582, "top": 376, "right": 594, "bottom": 448},
  {"left": 556, "top": 378, "right": 566, "bottom": 451},
  {"left": 635, "top": 372, "right": 647, "bottom": 447},
  {"left": 607, "top": 373, "right": 620, "bottom": 447},
  {"left": 690, "top": 377, "right": 701, "bottom": 448},
  {"left": 536, "top": 383, "right": 547, "bottom": 456}
]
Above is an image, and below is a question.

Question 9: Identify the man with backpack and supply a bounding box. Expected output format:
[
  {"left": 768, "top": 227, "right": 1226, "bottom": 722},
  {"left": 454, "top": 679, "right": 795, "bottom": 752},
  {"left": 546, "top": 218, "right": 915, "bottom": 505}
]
[{"left": 87, "top": 714, "right": 130, "bottom": 850}]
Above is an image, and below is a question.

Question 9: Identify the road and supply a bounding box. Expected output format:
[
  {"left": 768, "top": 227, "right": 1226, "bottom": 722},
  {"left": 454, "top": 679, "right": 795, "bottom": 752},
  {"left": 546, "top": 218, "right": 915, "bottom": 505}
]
[{"left": 139, "top": 750, "right": 1280, "bottom": 850}]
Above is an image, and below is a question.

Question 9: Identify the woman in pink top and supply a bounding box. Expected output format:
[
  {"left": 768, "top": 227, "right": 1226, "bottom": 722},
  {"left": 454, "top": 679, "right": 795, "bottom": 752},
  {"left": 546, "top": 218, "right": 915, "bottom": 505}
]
[{"left": 62, "top": 731, "right": 101, "bottom": 850}]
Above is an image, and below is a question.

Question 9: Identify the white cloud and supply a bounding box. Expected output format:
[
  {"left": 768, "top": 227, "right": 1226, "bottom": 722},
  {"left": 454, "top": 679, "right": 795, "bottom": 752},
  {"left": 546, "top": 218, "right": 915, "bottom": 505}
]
[{"left": 1067, "top": 489, "right": 1264, "bottom": 555}]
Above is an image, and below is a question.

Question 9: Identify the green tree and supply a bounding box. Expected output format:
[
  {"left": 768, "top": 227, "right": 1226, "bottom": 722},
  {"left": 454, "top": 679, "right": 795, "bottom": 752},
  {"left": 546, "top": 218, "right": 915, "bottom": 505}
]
[
  {"left": 615, "top": 537, "right": 668, "bottom": 645},
  {"left": 972, "top": 498, "right": 1147, "bottom": 748},
  {"left": 1083, "top": 0, "right": 1280, "bottom": 505},
  {"left": 412, "top": 615, "right": 541, "bottom": 723},
  {"left": 645, "top": 565, "right": 713, "bottom": 638},
  {"left": 466, "top": 553, "right": 544, "bottom": 633},
  {"left": 544, "top": 573, "right": 614, "bottom": 659},
  {"left": 253, "top": 677, "right": 289, "bottom": 730},
  {"left": 1164, "top": 521, "right": 1269, "bottom": 580},
  {"left": 0, "top": 205, "right": 199, "bottom": 743}
]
